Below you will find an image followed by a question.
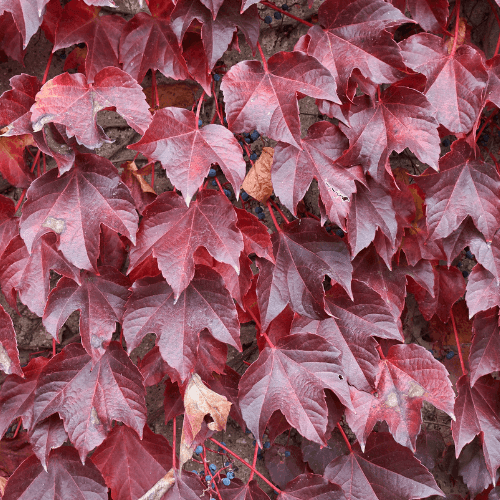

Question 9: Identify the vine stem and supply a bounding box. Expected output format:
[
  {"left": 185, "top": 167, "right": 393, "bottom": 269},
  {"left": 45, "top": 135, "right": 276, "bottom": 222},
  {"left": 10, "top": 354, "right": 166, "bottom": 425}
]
[
  {"left": 267, "top": 200, "right": 282, "bottom": 232},
  {"left": 476, "top": 109, "right": 498, "bottom": 141},
  {"left": 14, "top": 189, "right": 27, "bottom": 213},
  {"left": 337, "top": 423, "right": 353, "bottom": 453},
  {"left": 376, "top": 344, "right": 386, "bottom": 360},
  {"left": 245, "top": 304, "right": 262, "bottom": 332},
  {"left": 260, "top": 1, "right": 313, "bottom": 27},
  {"left": 248, "top": 441, "right": 259, "bottom": 481},
  {"left": 12, "top": 419, "right": 22, "bottom": 439},
  {"left": 209, "top": 438, "right": 282, "bottom": 493},
  {"left": 195, "top": 93, "right": 205, "bottom": 129},
  {"left": 450, "top": 309, "right": 467, "bottom": 376},
  {"left": 42, "top": 52, "right": 53, "bottom": 85},
  {"left": 256, "top": 42, "right": 268, "bottom": 72},
  {"left": 270, "top": 198, "right": 289, "bottom": 222},
  {"left": 450, "top": 0, "right": 461, "bottom": 58}
]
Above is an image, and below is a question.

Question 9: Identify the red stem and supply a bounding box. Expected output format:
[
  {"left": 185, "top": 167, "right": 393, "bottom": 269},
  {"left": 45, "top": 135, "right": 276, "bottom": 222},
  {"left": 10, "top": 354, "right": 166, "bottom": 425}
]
[
  {"left": 242, "top": 360, "right": 251, "bottom": 366},
  {"left": 248, "top": 441, "right": 259, "bottom": 481},
  {"left": 450, "top": 309, "right": 467, "bottom": 376},
  {"left": 260, "top": 1, "right": 313, "bottom": 27},
  {"left": 245, "top": 305, "right": 262, "bottom": 332},
  {"left": 266, "top": 200, "right": 282, "bottom": 232},
  {"left": 262, "top": 331, "right": 275, "bottom": 349},
  {"left": 305, "top": 211, "right": 319, "bottom": 221},
  {"left": 195, "top": 93, "right": 205, "bottom": 129},
  {"left": 172, "top": 417, "right": 176, "bottom": 469},
  {"left": 476, "top": 110, "right": 498, "bottom": 141},
  {"left": 30, "top": 150, "right": 41, "bottom": 173},
  {"left": 42, "top": 52, "right": 54, "bottom": 85},
  {"left": 450, "top": 0, "right": 461, "bottom": 57},
  {"left": 14, "top": 189, "right": 27, "bottom": 212},
  {"left": 209, "top": 438, "right": 282, "bottom": 493},
  {"left": 337, "top": 423, "right": 353, "bottom": 453},
  {"left": 256, "top": 42, "right": 268, "bottom": 72},
  {"left": 376, "top": 344, "right": 386, "bottom": 360},
  {"left": 214, "top": 177, "right": 224, "bottom": 192},
  {"left": 270, "top": 198, "right": 288, "bottom": 222},
  {"left": 12, "top": 419, "right": 22, "bottom": 439}
]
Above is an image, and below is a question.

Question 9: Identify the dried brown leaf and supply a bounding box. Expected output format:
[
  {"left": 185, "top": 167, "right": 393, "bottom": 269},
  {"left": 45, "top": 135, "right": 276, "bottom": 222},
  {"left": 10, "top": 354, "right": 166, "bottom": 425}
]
[{"left": 242, "top": 147, "right": 274, "bottom": 202}]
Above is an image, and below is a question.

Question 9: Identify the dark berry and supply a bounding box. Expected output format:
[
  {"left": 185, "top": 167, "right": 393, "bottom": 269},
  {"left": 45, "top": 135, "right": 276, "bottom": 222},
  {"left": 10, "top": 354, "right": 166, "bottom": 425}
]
[
  {"left": 245, "top": 428, "right": 251, "bottom": 434},
  {"left": 245, "top": 137, "right": 251, "bottom": 143},
  {"left": 281, "top": 3, "right": 289, "bottom": 9},
  {"left": 255, "top": 206, "right": 263, "bottom": 214},
  {"left": 243, "top": 132, "right": 250, "bottom": 137},
  {"left": 77, "top": 42, "right": 86, "bottom": 49},
  {"left": 198, "top": 119, "right": 203, "bottom": 127},
  {"left": 195, "top": 445, "right": 203, "bottom": 454},
  {"left": 284, "top": 450, "right": 291, "bottom": 457},
  {"left": 205, "top": 475, "right": 212, "bottom": 482},
  {"left": 224, "top": 189, "right": 232, "bottom": 198},
  {"left": 250, "top": 153, "right": 257, "bottom": 161},
  {"left": 446, "top": 351, "right": 455, "bottom": 360},
  {"left": 465, "top": 250, "right": 474, "bottom": 259},
  {"left": 213, "top": 73, "right": 221, "bottom": 81},
  {"left": 462, "top": 270, "right": 469, "bottom": 278},
  {"left": 442, "top": 138, "right": 450, "bottom": 147},
  {"left": 222, "top": 478, "right": 231, "bottom": 486},
  {"left": 191, "top": 470, "right": 198, "bottom": 475},
  {"left": 250, "top": 130, "right": 260, "bottom": 141},
  {"left": 218, "top": 442, "right": 226, "bottom": 453},
  {"left": 241, "top": 191, "right": 250, "bottom": 201},
  {"left": 257, "top": 212, "right": 265, "bottom": 220},
  {"left": 208, "top": 168, "right": 216, "bottom": 177},
  {"left": 239, "top": 141, "right": 245, "bottom": 148},
  {"left": 226, "top": 471, "right": 235, "bottom": 480},
  {"left": 264, "top": 15, "right": 272, "bottom": 23},
  {"left": 335, "top": 228, "right": 345, "bottom": 238},
  {"left": 456, "top": 261, "right": 462, "bottom": 268},
  {"left": 211, "top": 180, "right": 217, "bottom": 186},
  {"left": 59, "top": 52, "right": 67, "bottom": 60},
  {"left": 264, "top": 441, "right": 271, "bottom": 449},
  {"left": 209, "top": 463, "right": 217, "bottom": 473},
  {"left": 224, "top": 462, "right": 231, "bottom": 467},
  {"left": 274, "top": 11, "right": 282, "bottom": 19},
  {"left": 223, "top": 117, "right": 228, "bottom": 125}
]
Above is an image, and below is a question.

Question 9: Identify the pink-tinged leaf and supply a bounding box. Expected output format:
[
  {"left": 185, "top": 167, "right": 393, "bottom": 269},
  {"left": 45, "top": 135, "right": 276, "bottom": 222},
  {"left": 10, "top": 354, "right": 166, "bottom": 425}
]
[
  {"left": 53, "top": 0, "right": 125, "bottom": 83},
  {"left": 399, "top": 33, "right": 487, "bottom": 134},
  {"left": 33, "top": 342, "right": 146, "bottom": 463},
  {"left": 235, "top": 207, "right": 274, "bottom": 263},
  {"left": 278, "top": 473, "right": 345, "bottom": 500},
  {"left": 40, "top": 0, "right": 62, "bottom": 44},
  {"left": 221, "top": 51, "right": 340, "bottom": 149},
  {"left": 345, "top": 343, "right": 455, "bottom": 451},
  {"left": 347, "top": 177, "right": 398, "bottom": 258},
  {"left": 336, "top": 86, "right": 440, "bottom": 185},
  {"left": 20, "top": 153, "right": 138, "bottom": 272},
  {"left": 256, "top": 218, "right": 352, "bottom": 330},
  {"left": 29, "top": 415, "right": 67, "bottom": 470},
  {"left": 408, "top": 265, "right": 466, "bottom": 323},
  {"left": 218, "top": 478, "right": 269, "bottom": 499},
  {"left": 239, "top": 333, "right": 352, "bottom": 447},
  {"left": 43, "top": 267, "right": 130, "bottom": 363},
  {"left": 130, "top": 108, "right": 245, "bottom": 204},
  {"left": 0, "top": 135, "right": 34, "bottom": 188},
  {"left": 128, "top": 189, "right": 243, "bottom": 300},
  {"left": 0, "top": 357, "right": 49, "bottom": 439},
  {"left": 272, "top": 121, "right": 364, "bottom": 229},
  {"left": 466, "top": 265, "right": 500, "bottom": 318},
  {"left": 0, "top": 233, "right": 80, "bottom": 317},
  {"left": 467, "top": 226, "right": 500, "bottom": 284},
  {"left": 137, "top": 346, "right": 169, "bottom": 387},
  {"left": 123, "top": 268, "right": 240, "bottom": 384},
  {"left": 0, "top": 195, "right": 18, "bottom": 259},
  {"left": 2, "top": 446, "right": 107, "bottom": 500},
  {"left": 458, "top": 439, "right": 493, "bottom": 498},
  {"left": 164, "top": 470, "right": 205, "bottom": 499},
  {"left": 171, "top": 0, "right": 259, "bottom": 71},
  {"left": 91, "top": 424, "right": 173, "bottom": 500},
  {"left": 0, "top": 0, "right": 50, "bottom": 48},
  {"left": 0, "top": 303, "right": 22, "bottom": 377},
  {"left": 452, "top": 375, "right": 500, "bottom": 481},
  {"left": 391, "top": 0, "right": 449, "bottom": 32},
  {"left": 30, "top": 67, "right": 152, "bottom": 149},
  {"left": 469, "top": 309, "right": 500, "bottom": 386},
  {"left": 295, "top": 0, "right": 407, "bottom": 102},
  {"left": 439, "top": 218, "right": 481, "bottom": 267},
  {"left": 264, "top": 445, "right": 307, "bottom": 489},
  {"left": 120, "top": 11, "right": 190, "bottom": 84},
  {"left": 0, "top": 12, "right": 25, "bottom": 64},
  {"left": 324, "top": 432, "right": 444, "bottom": 500}
]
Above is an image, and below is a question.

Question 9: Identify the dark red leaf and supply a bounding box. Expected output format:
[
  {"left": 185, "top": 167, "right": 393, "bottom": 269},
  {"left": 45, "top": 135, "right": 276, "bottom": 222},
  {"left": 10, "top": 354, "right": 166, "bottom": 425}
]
[
  {"left": 264, "top": 445, "right": 307, "bottom": 489},
  {"left": 119, "top": 10, "right": 189, "bottom": 84},
  {"left": 42, "top": 266, "right": 130, "bottom": 363},
  {"left": 164, "top": 470, "right": 205, "bottom": 499},
  {"left": 278, "top": 473, "right": 345, "bottom": 500},
  {"left": 33, "top": 342, "right": 146, "bottom": 462},
  {"left": 324, "top": 432, "right": 443, "bottom": 500},
  {"left": 235, "top": 207, "right": 274, "bottom": 263},
  {"left": 400, "top": 33, "right": 487, "bottom": 134},
  {"left": 123, "top": 268, "right": 240, "bottom": 384},
  {"left": 163, "top": 378, "right": 184, "bottom": 423},
  {"left": 452, "top": 375, "right": 500, "bottom": 482},
  {"left": 40, "top": 0, "right": 62, "bottom": 44},
  {"left": 345, "top": 343, "right": 455, "bottom": 451},
  {"left": 91, "top": 424, "right": 173, "bottom": 500},
  {"left": 301, "top": 432, "right": 349, "bottom": 476},
  {"left": 53, "top": 0, "right": 125, "bottom": 83},
  {"left": 467, "top": 226, "right": 500, "bottom": 284},
  {"left": 238, "top": 333, "right": 352, "bottom": 447},
  {"left": 2, "top": 446, "right": 108, "bottom": 500},
  {"left": 458, "top": 438, "right": 493, "bottom": 498},
  {"left": 137, "top": 346, "right": 169, "bottom": 387},
  {"left": 219, "top": 478, "right": 270, "bottom": 499},
  {"left": 29, "top": 415, "right": 67, "bottom": 470},
  {"left": 98, "top": 225, "right": 128, "bottom": 270},
  {"left": 414, "top": 428, "right": 446, "bottom": 471},
  {"left": 195, "top": 329, "right": 228, "bottom": 380},
  {"left": 0, "top": 432, "right": 33, "bottom": 477},
  {"left": 119, "top": 161, "right": 156, "bottom": 216},
  {"left": 256, "top": 218, "right": 352, "bottom": 330},
  {"left": 128, "top": 189, "right": 243, "bottom": 300},
  {"left": 130, "top": 108, "right": 245, "bottom": 204},
  {"left": 465, "top": 265, "right": 500, "bottom": 318},
  {"left": 272, "top": 121, "right": 364, "bottom": 229},
  {"left": 221, "top": 51, "right": 340, "bottom": 148},
  {"left": 0, "top": 303, "right": 22, "bottom": 377},
  {"left": 0, "top": 12, "right": 25, "bottom": 64},
  {"left": 30, "top": 67, "right": 152, "bottom": 149},
  {"left": 19, "top": 153, "right": 138, "bottom": 272},
  {"left": 0, "top": 195, "right": 18, "bottom": 260}
]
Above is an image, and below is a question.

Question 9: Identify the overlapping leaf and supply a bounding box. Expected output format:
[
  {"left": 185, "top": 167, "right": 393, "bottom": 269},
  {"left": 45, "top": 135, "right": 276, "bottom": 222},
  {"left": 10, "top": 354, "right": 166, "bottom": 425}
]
[
  {"left": 0, "top": 195, "right": 18, "bottom": 259},
  {"left": 0, "top": 135, "right": 34, "bottom": 188},
  {"left": 278, "top": 473, "right": 345, "bottom": 499},
  {"left": 29, "top": 415, "right": 68, "bottom": 470},
  {"left": 0, "top": 303, "right": 23, "bottom": 377},
  {"left": 465, "top": 265, "right": 500, "bottom": 318},
  {"left": 130, "top": 108, "right": 245, "bottom": 204},
  {"left": 391, "top": 0, "right": 449, "bottom": 32}
]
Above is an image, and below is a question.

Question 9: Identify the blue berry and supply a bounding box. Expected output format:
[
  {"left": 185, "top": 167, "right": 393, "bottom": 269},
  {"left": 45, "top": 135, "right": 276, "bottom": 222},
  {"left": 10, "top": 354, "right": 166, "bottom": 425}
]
[
  {"left": 241, "top": 191, "right": 250, "bottom": 201},
  {"left": 222, "top": 478, "right": 231, "bottom": 486},
  {"left": 223, "top": 117, "right": 228, "bottom": 125},
  {"left": 446, "top": 351, "right": 455, "bottom": 360},
  {"left": 243, "top": 132, "right": 250, "bottom": 137},
  {"left": 213, "top": 73, "right": 221, "bottom": 81},
  {"left": 258, "top": 451, "right": 264, "bottom": 460},
  {"left": 258, "top": 213, "right": 265, "bottom": 220},
  {"left": 442, "top": 138, "right": 450, "bottom": 147},
  {"left": 462, "top": 270, "right": 469, "bottom": 278},
  {"left": 284, "top": 450, "right": 291, "bottom": 457},
  {"left": 245, "top": 137, "right": 251, "bottom": 143},
  {"left": 212, "top": 180, "right": 217, "bottom": 186},
  {"left": 218, "top": 442, "right": 227, "bottom": 453},
  {"left": 191, "top": 470, "right": 198, "bottom": 475},
  {"left": 335, "top": 228, "right": 345, "bottom": 238},
  {"left": 252, "top": 439, "right": 256, "bottom": 446},
  {"left": 465, "top": 250, "right": 474, "bottom": 259},
  {"left": 250, "top": 153, "right": 257, "bottom": 161},
  {"left": 274, "top": 11, "right": 282, "bottom": 19},
  {"left": 264, "top": 15, "right": 272, "bottom": 23},
  {"left": 209, "top": 463, "right": 217, "bottom": 473},
  {"left": 226, "top": 471, "right": 235, "bottom": 479},
  {"left": 456, "top": 261, "right": 462, "bottom": 268},
  {"left": 255, "top": 206, "right": 263, "bottom": 214},
  {"left": 239, "top": 141, "right": 245, "bottom": 148},
  {"left": 264, "top": 441, "right": 271, "bottom": 449},
  {"left": 281, "top": 3, "right": 289, "bottom": 9},
  {"left": 224, "top": 189, "right": 231, "bottom": 198},
  {"left": 198, "top": 119, "right": 203, "bottom": 127},
  {"left": 250, "top": 130, "right": 260, "bottom": 141},
  {"left": 245, "top": 428, "right": 251, "bottom": 434},
  {"left": 59, "top": 52, "right": 67, "bottom": 60},
  {"left": 195, "top": 445, "right": 203, "bottom": 454},
  {"left": 208, "top": 168, "right": 216, "bottom": 177},
  {"left": 206, "top": 475, "right": 212, "bottom": 482}
]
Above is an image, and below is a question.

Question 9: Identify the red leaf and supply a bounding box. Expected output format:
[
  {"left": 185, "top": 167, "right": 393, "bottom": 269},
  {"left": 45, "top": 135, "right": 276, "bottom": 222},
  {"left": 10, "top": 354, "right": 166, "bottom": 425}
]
[
  {"left": 272, "top": 121, "right": 364, "bottom": 229},
  {"left": 469, "top": 309, "right": 500, "bottom": 386},
  {"left": 120, "top": 10, "right": 189, "bottom": 84},
  {"left": 264, "top": 445, "right": 307, "bottom": 489},
  {"left": 400, "top": 33, "right": 487, "bottom": 134},
  {"left": 164, "top": 378, "right": 185, "bottom": 423},
  {"left": 53, "top": 0, "right": 126, "bottom": 83},
  {"left": 345, "top": 343, "right": 455, "bottom": 451},
  {"left": 123, "top": 268, "right": 240, "bottom": 384},
  {"left": 0, "top": 12, "right": 25, "bottom": 64},
  {"left": 221, "top": 51, "right": 340, "bottom": 148},
  {"left": 42, "top": 267, "right": 130, "bottom": 363},
  {"left": 458, "top": 439, "right": 493, "bottom": 498},
  {"left": 393, "top": 0, "right": 449, "bottom": 32},
  {"left": 98, "top": 225, "right": 128, "bottom": 269},
  {"left": 137, "top": 346, "right": 169, "bottom": 387},
  {"left": 324, "top": 432, "right": 444, "bottom": 500},
  {"left": 0, "top": 303, "right": 22, "bottom": 377},
  {"left": 468, "top": 226, "right": 500, "bottom": 283},
  {"left": 164, "top": 470, "right": 205, "bottom": 499},
  {"left": 465, "top": 265, "right": 500, "bottom": 318},
  {"left": 30, "top": 67, "right": 152, "bottom": 149},
  {"left": 32, "top": 342, "right": 146, "bottom": 462},
  {"left": 2, "top": 446, "right": 108, "bottom": 500},
  {"left": 296, "top": 0, "right": 407, "bottom": 102},
  {"left": 235, "top": 207, "right": 274, "bottom": 263},
  {"left": 128, "top": 189, "right": 243, "bottom": 300},
  {"left": 19, "top": 153, "right": 138, "bottom": 272},
  {"left": 91, "top": 424, "right": 173, "bottom": 500},
  {"left": 238, "top": 333, "right": 352, "bottom": 447},
  {"left": 29, "top": 415, "right": 67, "bottom": 470},
  {"left": 0, "top": 432, "right": 33, "bottom": 477},
  {"left": 218, "top": 478, "right": 270, "bottom": 499},
  {"left": 278, "top": 473, "right": 345, "bottom": 499},
  {"left": 130, "top": 108, "right": 246, "bottom": 204},
  {"left": 452, "top": 375, "right": 500, "bottom": 481},
  {"left": 0, "top": 135, "right": 34, "bottom": 188},
  {"left": 256, "top": 218, "right": 352, "bottom": 330},
  {"left": 0, "top": 195, "right": 18, "bottom": 260}
]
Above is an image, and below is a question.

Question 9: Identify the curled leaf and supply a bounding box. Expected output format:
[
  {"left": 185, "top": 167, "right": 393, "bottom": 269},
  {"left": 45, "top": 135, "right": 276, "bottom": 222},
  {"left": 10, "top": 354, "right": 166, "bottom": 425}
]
[{"left": 242, "top": 147, "right": 274, "bottom": 202}]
